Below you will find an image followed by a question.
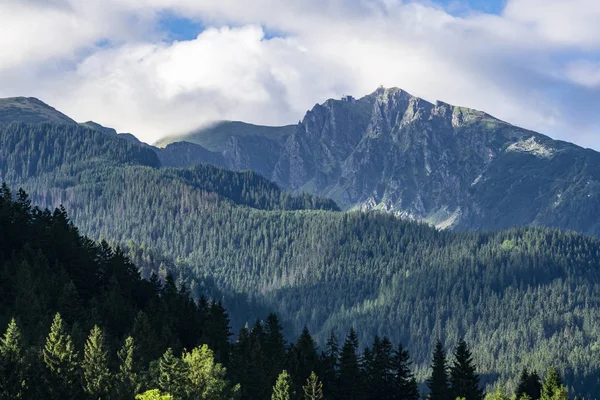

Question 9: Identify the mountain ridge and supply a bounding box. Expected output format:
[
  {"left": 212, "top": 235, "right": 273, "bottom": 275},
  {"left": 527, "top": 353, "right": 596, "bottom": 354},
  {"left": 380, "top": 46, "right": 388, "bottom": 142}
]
[{"left": 155, "top": 87, "right": 600, "bottom": 236}]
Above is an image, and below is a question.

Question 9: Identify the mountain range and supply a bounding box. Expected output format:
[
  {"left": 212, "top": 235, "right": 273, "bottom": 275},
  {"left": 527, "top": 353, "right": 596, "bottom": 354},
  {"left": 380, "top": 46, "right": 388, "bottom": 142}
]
[
  {"left": 157, "top": 87, "right": 600, "bottom": 236},
  {"left": 2, "top": 90, "right": 600, "bottom": 396}
]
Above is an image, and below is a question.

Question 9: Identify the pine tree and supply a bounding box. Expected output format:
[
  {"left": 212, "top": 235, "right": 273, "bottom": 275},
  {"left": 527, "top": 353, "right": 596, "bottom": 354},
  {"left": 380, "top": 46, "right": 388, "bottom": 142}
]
[
  {"left": 541, "top": 368, "right": 568, "bottom": 400},
  {"left": 449, "top": 339, "right": 483, "bottom": 400},
  {"left": 132, "top": 311, "right": 160, "bottom": 367},
  {"left": 516, "top": 368, "right": 531, "bottom": 399},
  {"left": 117, "top": 336, "right": 142, "bottom": 399},
  {"left": 427, "top": 340, "right": 450, "bottom": 400},
  {"left": 272, "top": 370, "right": 294, "bottom": 400},
  {"left": 82, "top": 325, "right": 111, "bottom": 399},
  {"left": 392, "top": 343, "right": 419, "bottom": 400},
  {"left": 320, "top": 330, "right": 339, "bottom": 400},
  {"left": 42, "top": 313, "right": 81, "bottom": 400},
  {"left": 527, "top": 371, "right": 542, "bottom": 400},
  {"left": 0, "top": 318, "right": 26, "bottom": 399},
  {"left": 338, "top": 328, "right": 363, "bottom": 400},
  {"left": 303, "top": 371, "right": 324, "bottom": 400},
  {"left": 290, "top": 326, "right": 319, "bottom": 395},
  {"left": 158, "top": 348, "right": 188, "bottom": 399},
  {"left": 181, "top": 344, "right": 240, "bottom": 400},
  {"left": 365, "top": 336, "right": 394, "bottom": 399},
  {"left": 265, "top": 313, "right": 286, "bottom": 385},
  {"left": 516, "top": 368, "right": 542, "bottom": 400}
]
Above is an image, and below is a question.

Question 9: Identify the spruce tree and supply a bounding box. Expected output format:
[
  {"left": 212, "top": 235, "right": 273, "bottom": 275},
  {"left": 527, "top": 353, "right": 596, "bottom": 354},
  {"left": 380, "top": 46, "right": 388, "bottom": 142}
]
[
  {"left": 82, "top": 325, "right": 111, "bottom": 399},
  {"left": 338, "top": 328, "right": 363, "bottom": 400},
  {"left": 117, "top": 336, "right": 142, "bottom": 399},
  {"left": 516, "top": 368, "right": 531, "bottom": 399},
  {"left": 0, "top": 318, "right": 26, "bottom": 399},
  {"left": 290, "top": 327, "right": 319, "bottom": 395},
  {"left": 42, "top": 313, "right": 81, "bottom": 400},
  {"left": 303, "top": 371, "right": 324, "bottom": 400},
  {"left": 392, "top": 343, "right": 419, "bottom": 400},
  {"left": 427, "top": 340, "right": 449, "bottom": 400},
  {"left": 265, "top": 313, "right": 286, "bottom": 385},
  {"left": 527, "top": 371, "right": 542, "bottom": 400},
  {"left": 158, "top": 348, "right": 187, "bottom": 399},
  {"left": 449, "top": 339, "right": 483, "bottom": 400},
  {"left": 272, "top": 370, "right": 294, "bottom": 400},
  {"left": 320, "top": 330, "right": 339, "bottom": 400},
  {"left": 516, "top": 368, "right": 542, "bottom": 400},
  {"left": 541, "top": 368, "right": 568, "bottom": 400},
  {"left": 181, "top": 344, "right": 240, "bottom": 400}
]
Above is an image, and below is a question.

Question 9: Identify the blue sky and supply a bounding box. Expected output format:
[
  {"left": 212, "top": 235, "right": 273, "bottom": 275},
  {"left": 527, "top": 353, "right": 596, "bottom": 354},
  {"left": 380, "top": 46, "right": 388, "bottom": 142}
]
[{"left": 1, "top": 0, "right": 599, "bottom": 148}]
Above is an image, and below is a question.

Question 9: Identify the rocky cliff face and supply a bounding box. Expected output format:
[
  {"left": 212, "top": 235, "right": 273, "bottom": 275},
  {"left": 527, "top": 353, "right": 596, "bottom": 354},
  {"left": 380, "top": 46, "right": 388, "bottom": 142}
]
[{"left": 157, "top": 87, "right": 600, "bottom": 235}]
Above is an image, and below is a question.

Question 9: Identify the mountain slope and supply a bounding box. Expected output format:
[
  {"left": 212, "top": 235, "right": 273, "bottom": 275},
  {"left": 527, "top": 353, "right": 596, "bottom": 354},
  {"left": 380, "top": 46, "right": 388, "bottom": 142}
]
[
  {"left": 158, "top": 88, "right": 600, "bottom": 237},
  {"left": 0, "top": 97, "right": 76, "bottom": 126}
]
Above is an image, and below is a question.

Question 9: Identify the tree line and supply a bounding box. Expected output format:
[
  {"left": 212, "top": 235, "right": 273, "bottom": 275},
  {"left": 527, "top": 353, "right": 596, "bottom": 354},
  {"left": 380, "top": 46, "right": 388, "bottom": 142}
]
[{"left": 0, "top": 186, "right": 573, "bottom": 399}]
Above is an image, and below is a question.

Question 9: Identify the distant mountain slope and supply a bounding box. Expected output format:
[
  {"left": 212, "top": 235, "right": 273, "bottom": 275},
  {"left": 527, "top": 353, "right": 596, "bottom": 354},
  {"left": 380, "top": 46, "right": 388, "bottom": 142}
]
[
  {"left": 155, "top": 121, "right": 296, "bottom": 152},
  {"left": 157, "top": 88, "right": 600, "bottom": 237},
  {"left": 0, "top": 97, "right": 76, "bottom": 126}
]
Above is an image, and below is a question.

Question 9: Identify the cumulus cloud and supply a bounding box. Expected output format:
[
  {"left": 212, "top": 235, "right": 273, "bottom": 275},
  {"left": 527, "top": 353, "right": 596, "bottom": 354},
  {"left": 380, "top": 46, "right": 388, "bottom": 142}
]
[{"left": 0, "top": 0, "right": 599, "bottom": 148}]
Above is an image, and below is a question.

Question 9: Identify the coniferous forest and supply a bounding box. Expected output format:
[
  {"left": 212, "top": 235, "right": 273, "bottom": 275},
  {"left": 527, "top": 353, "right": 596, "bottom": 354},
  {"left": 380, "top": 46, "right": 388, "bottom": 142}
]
[
  {"left": 3, "top": 122, "right": 600, "bottom": 398},
  {"left": 0, "top": 187, "right": 573, "bottom": 399}
]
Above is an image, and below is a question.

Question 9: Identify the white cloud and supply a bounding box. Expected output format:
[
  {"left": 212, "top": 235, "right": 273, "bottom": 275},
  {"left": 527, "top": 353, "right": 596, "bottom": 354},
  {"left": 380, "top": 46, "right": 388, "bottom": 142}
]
[
  {"left": 565, "top": 61, "right": 600, "bottom": 88},
  {"left": 0, "top": 0, "right": 599, "bottom": 148}
]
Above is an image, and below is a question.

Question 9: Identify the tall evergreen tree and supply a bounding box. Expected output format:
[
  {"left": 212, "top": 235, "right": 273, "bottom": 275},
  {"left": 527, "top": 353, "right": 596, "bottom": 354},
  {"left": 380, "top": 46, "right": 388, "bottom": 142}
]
[
  {"left": 290, "top": 327, "right": 319, "bottom": 395},
  {"left": 303, "top": 371, "right": 324, "bottom": 400},
  {"left": 181, "top": 344, "right": 240, "bottom": 400},
  {"left": 320, "top": 330, "right": 339, "bottom": 400},
  {"left": 116, "top": 336, "right": 142, "bottom": 399},
  {"left": 516, "top": 368, "right": 542, "bottom": 400},
  {"left": 42, "top": 313, "right": 81, "bottom": 400},
  {"left": 364, "top": 336, "right": 394, "bottom": 399},
  {"left": 449, "top": 339, "right": 483, "bottom": 400},
  {"left": 527, "top": 371, "right": 542, "bottom": 400},
  {"left": 272, "top": 370, "right": 294, "bottom": 400},
  {"left": 338, "top": 328, "right": 363, "bottom": 400},
  {"left": 158, "top": 348, "right": 187, "bottom": 399},
  {"left": 82, "top": 325, "right": 111, "bottom": 399},
  {"left": 0, "top": 318, "right": 26, "bottom": 399},
  {"left": 427, "top": 340, "right": 449, "bottom": 400},
  {"left": 392, "top": 343, "right": 419, "bottom": 400},
  {"left": 541, "top": 368, "right": 568, "bottom": 400},
  {"left": 265, "top": 313, "right": 287, "bottom": 386}
]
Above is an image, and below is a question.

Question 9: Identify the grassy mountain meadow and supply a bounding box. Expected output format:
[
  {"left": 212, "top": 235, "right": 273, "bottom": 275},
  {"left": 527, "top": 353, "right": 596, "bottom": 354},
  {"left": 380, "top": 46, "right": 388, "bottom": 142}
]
[{"left": 1, "top": 95, "right": 600, "bottom": 397}]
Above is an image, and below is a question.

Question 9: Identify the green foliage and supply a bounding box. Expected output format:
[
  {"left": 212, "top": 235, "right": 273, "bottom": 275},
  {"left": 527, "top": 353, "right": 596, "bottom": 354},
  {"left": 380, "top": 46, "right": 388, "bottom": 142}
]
[
  {"left": 450, "top": 339, "right": 484, "bottom": 400},
  {"left": 82, "top": 325, "right": 111, "bottom": 399},
  {"left": 272, "top": 370, "right": 294, "bottom": 400},
  {"left": 483, "top": 387, "right": 510, "bottom": 400},
  {"left": 338, "top": 328, "right": 363, "bottom": 400},
  {"left": 302, "top": 372, "right": 323, "bottom": 400},
  {"left": 427, "top": 341, "right": 450, "bottom": 400},
  {"left": 181, "top": 344, "right": 240, "bottom": 400},
  {"left": 158, "top": 348, "right": 188, "bottom": 399},
  {"left": 516, "top": 368, "right": 542, "bottom": 400},
  {"left": 541, "top": 368, "right": 568, "bottom": 400},
  {"left": 43, "top": 313, "right": 81, "bottom": 400},
  {"left": 117, "top": 336, "right": 143, "bottom": 399},
  {"left": 136, "top": 389, "right": 174, "bottom": 400},
  {"left": 0, "top": 318, "right": 26, "bottom": 399}
]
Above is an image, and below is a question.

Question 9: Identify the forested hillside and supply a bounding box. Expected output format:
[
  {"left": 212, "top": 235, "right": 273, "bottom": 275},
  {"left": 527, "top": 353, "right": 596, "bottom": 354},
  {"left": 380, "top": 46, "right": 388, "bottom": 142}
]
[
  {"left": 0, "top": 189, "right": 573, "bottom": 400},
  {"left": 1, "top": 121, "right": 600, "bottom": 396}
]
